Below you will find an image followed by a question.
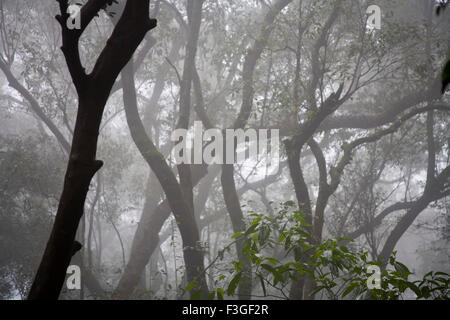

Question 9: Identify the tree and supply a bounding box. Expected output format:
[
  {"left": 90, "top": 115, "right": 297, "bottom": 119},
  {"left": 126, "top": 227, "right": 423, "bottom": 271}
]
[
  {"left": 0, "top": 0, "right": 448, "bottom": 301},
  {"left": 28, "top": 0, "right": 157, "bottom": 299}
]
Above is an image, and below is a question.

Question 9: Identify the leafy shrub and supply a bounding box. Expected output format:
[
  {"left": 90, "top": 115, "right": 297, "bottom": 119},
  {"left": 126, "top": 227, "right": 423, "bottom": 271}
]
[{"left": 186, "top": 202, "right": 449, "bottom": 300}]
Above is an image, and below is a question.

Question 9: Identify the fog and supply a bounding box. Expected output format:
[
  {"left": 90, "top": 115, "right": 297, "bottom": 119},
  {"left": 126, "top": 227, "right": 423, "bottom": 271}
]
[{"left": 0, "top": 0, "right": 448, "bottom": 300}]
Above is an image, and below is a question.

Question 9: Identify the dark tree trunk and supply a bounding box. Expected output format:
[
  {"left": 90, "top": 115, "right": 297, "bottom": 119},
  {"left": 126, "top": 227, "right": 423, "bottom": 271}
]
[{"left": 28, "top": 0, "right": 156, "bottom": 300}]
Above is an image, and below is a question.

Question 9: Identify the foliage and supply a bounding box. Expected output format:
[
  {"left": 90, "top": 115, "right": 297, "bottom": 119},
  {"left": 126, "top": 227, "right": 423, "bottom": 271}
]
[
  {"left": 0, "top": 0, "right": 449, "bottom": 300},
  {"left": 201, "top": 202, "right": 449, "bottom": 300}
]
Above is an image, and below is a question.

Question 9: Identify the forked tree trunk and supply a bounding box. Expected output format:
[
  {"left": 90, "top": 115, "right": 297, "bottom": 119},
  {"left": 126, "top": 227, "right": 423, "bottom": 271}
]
[
  {"left": 28, "top": 0, "right": 156, "bottom": 300},
  {"left": 121, "top": 59, "right": 209, "bottom": 297},
  {"left": 219, "top": 0, "right": 293, "bottom": 299}
]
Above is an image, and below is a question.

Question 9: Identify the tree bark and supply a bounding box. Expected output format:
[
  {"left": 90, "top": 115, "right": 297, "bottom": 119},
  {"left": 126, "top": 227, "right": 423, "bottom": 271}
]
[
  {"left": 28, "top": 0, "right": 156, "bottom": 300},
  {"left": 121, "top": 58, "right": 209, "bottom": 297}
]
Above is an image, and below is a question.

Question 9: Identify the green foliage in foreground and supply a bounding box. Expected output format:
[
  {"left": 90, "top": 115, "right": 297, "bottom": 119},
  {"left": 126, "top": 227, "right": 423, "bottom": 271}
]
[{"left": 185, "top": 202, "right": 449, "bottom": 300}]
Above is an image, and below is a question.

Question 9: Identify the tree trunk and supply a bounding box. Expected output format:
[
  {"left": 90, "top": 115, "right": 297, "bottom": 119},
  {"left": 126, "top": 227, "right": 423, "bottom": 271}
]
[
  {"left": 121, "top": 59, "right": 209, "bottom": 297},
  {"left": 28, "top": 0, "right": 156, "bottom": 300}
]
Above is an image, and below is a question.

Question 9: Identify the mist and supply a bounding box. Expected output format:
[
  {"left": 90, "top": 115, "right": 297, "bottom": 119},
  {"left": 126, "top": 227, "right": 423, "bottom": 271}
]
[{"left": 0, "top": 0, "right": 449, "bottom": 301}]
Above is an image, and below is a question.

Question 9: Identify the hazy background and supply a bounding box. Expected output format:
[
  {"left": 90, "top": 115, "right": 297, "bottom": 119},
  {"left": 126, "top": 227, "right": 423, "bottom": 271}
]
[{"left": 0, "top": 0, "right": 448, "bottom": 299}]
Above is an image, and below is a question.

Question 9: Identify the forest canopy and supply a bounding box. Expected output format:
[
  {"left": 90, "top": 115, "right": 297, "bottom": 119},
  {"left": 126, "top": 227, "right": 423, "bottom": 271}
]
[{"left": 0, "top": 0, "right": 449, "bottom": 300}]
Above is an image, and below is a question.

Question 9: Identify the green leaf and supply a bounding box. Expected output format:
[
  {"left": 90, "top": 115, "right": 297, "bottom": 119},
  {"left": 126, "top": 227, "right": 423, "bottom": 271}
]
[
  {"left": 261, "top": 264, "right": 284, "bottom": 285},
  {"left": 421, "top": 286, "right": 431, "bottom": 298},
  {"left": 342, "top": 282, "right": 359, "bottom": 298},
  {"left": 258, "top": 225, "right": 271, "bottom": 246},
  {"left": 278, "top": 232, "right": 287, "bottom": 243},
  {"left": 265, "top": 257, "right": 279, "bottom": 264},
  {"left": 227, "top": 272, "right": 242, "bottom": 296},
  {"left": 251, "top": 232, "right": 259, "bottom": 245},
  {"left": 261, "top": 263, "right": 276, "bottom": 274},
  {"left": 185, "top": 281, "right": 198, "bottom": 292},
  {"left": 397, "top": 279, "right": 408, "bottom": 292},
  {"left": 312, "top": 249, "right": 323, "bottom": 260},
  {"left": 284, "top": 200, "right": 296, "bottom": 207},
  {"left": 404, "top": 282, "right": 422, "bottom": 298},
  {"left": 232, "top": 232, "right": 243, "bottom": 239},
  {"left": 394, "top": 261, "right": 411, "bottom": 278},
  {"left": 311, "top": 285, "right": 326, "bottom": 295},
  {"left": 330, "top": 264, "right": 339, "bottom": 277},
  {"left": 232, "top": 261, "right": 242, "bottom": 272},
  {"left": 208, "top": 291, "right": 216, "bottom": 300},
  {"left": 216, "top": 288, "right": 224, "bottom": 300},
  {"left": 434, "top": 272, "right": 449, "bottom": 277},
  {"left": 191, "top": 290, "right": 203, "bottom": 300},
  {"left": 284, "top": 235, "right": 291, "bottom": 250},
  {"left": 245, "top": 223, "right": 259, "bottom": 236},
  {"left": 294, "top": 213, "right": 306, "bottom": 224}
]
